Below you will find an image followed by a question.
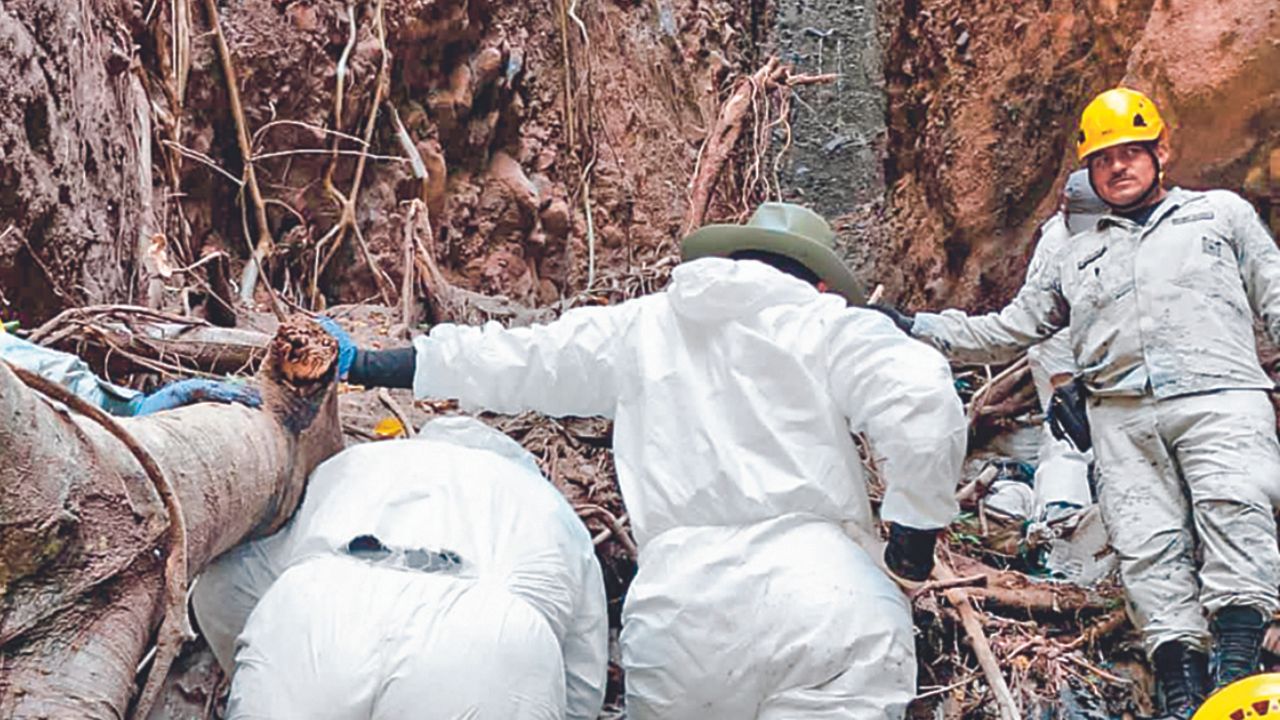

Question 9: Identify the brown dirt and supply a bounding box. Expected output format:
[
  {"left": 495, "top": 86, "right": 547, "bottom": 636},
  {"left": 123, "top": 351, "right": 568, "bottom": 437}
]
[
  {"left": 155, "top": 0, "right": 758, "bottom": 313},
  {"left": 0, "top": 0, "right": 156, "bottom": 326},
  {"left": 873, "top": 0, "right": 1280, "bottom": 313}
]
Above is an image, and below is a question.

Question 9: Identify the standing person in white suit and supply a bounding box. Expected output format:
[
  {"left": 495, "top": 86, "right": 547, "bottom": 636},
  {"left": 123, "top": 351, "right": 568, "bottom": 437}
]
[
  {"left": 326, "top": 202, "right": 967, "bottom": 719},
  {"left": 1026, "top": 170, "right": 1107, "bottom": 523}
]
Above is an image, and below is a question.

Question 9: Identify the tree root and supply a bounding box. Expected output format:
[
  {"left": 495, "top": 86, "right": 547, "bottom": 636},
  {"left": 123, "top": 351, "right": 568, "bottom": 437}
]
[{"left": 310, "top": 0, "right": 397, "bottom": 309}]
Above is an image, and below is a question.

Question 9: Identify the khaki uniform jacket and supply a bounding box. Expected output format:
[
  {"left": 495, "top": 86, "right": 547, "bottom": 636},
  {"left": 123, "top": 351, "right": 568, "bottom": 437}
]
[{"left": 913, "top": 188, "right": 1280, "bottom": 398}]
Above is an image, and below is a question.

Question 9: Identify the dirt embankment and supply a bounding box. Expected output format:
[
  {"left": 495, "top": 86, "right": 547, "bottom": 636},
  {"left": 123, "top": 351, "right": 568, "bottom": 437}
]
[
  {"left": 0, "top": 0, "right": 156, "bottom": 326},
  {"left": 1, "top": 0, "right": 759, "bottom": 326},
  {"left": 875, "top": 0, "right": 1280, "bottom": 312}
]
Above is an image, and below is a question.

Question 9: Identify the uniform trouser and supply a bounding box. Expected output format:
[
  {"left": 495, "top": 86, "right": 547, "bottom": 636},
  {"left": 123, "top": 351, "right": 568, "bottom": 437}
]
[
  {"left": 621, "top": 515, "right": 916, "bottom": 720},
  {"left": 1087, "top": 389, "right": 1280, "bottom": 655}
]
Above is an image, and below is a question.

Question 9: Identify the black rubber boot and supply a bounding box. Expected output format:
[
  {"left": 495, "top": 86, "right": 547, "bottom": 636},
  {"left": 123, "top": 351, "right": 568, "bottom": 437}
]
[
  {"left": 1211, "top": 605, "right": 1267, "bottom": 690},
  {"left": 1152, "top": 641, "right": 1208, "bottom": 719}
]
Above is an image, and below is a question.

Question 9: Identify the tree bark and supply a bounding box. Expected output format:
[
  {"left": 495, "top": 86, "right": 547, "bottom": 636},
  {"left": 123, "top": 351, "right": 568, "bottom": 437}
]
[{"left": 0, "top": 318, "right": 344, "bottom": 719}]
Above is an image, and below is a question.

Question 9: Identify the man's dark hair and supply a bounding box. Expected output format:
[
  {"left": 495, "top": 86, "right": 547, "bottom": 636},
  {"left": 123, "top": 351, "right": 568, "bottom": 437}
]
[{"left": 729, "top": 249, "right": 822, "bottom": 287}]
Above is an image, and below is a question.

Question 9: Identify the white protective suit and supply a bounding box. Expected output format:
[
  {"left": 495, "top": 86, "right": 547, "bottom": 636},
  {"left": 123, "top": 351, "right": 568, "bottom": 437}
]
[
  {"left": 410, "top": 257, "right": 968, "bottom": 718},
  {"left": 911, "top": 187, "right": 1280, "bottom": 654},
  {"left": 0, "top": 331, "right": 140, "bottom": 414},
  {"left": 191, "top": 416, "right": 608, "bottom": 720},
  {"left": 1021, "top": 171, "right": 1105, "bottom": 517}
]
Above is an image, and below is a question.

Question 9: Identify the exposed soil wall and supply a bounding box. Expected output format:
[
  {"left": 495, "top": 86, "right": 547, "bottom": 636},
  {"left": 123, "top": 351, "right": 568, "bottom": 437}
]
[
  {"left": 0, "top": 0, "right": 156, "bottom": 326},
  {"left": 876, "top": 0, "right": 1280, "bottom": 312},
  {"left": 161, "top": 0, "right": 759, "bottom": 312}
]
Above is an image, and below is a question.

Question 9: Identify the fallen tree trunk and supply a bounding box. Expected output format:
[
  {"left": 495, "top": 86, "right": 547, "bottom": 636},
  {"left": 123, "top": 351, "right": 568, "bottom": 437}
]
[
  {"left": 0, "top": 317, "right": 343, "bottom": 719},
  {"left": 28, "top": 304, "right": 272, "bottom": 379}
]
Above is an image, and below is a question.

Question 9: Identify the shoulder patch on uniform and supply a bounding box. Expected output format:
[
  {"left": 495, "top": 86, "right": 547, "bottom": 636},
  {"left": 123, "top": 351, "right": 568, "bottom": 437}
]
[
  {"left": 1077, "top": 246, "right": 1107, "bottom": 270},
  {"left": 1173, "top": 211, "right": 1215, "bottom": 225},
  {"left": 1202, "top": 236, "right": 1224, "bottom": 257}
]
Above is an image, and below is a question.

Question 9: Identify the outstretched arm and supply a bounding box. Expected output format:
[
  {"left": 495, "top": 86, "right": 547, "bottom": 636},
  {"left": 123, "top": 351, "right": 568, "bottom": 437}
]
[
  {"left": 412, "top": 304, "right": 635, "bottom": 418},
  {"left": 911, "top": 262, "right": 1069, "bottom": 365}
]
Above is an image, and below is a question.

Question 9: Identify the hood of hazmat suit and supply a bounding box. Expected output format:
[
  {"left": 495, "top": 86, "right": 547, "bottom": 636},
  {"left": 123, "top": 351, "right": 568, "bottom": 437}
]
[
  {"left": 192, "top": 416, "right": 607, "bottom": 720},
  {"left": 410, "top": 257, "right": 967, "bottom": 719}
]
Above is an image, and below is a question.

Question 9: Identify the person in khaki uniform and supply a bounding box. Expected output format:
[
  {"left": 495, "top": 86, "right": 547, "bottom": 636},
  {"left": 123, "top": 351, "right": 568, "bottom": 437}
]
[{"left": 873, "top": 88, "right": 1280, "bottom": 719}]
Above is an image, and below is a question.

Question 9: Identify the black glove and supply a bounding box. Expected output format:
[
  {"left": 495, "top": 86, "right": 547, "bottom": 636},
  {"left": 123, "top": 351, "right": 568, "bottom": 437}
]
[
  {"left": 1047, "top": 377, "right": 1092, "bottom": 452},
  {"left": 883, "top": 522, "right": 938, "bottom": 587},
  {"left": 347, "top": 347, "right": 417, "bottom": 389},
  {"left": 869, "top": 303, "right": 915, "bottom": 334}
]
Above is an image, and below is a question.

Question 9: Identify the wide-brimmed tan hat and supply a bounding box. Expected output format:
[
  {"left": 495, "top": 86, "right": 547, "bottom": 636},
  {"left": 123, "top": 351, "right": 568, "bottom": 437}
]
[{"left": 680, "top": 202, "right": 864, "bottom": 305}]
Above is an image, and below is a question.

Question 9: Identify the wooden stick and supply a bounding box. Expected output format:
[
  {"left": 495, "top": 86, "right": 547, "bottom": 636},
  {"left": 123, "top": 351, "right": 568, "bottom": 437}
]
[
  {"left": 915, "top": 573, "right": 987, "bottom": 597},
  {"left": 399, "top": 202, "right": 418, "bottom": 334},
  {"left": 936, "top": 557, "right": 1022, "bottom": 720}
]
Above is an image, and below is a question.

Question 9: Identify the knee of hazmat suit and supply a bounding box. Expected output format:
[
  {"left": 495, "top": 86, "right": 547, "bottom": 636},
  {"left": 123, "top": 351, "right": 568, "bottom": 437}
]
[{"left": 192, "top": 416, "right": 607, "bottom": 720}]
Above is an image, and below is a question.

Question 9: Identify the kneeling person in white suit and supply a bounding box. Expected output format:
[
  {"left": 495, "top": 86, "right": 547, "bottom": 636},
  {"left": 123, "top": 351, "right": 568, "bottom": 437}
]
[
  {"left": 326, "top": 203, "right": 967, "bottom": 719},
  {"left": 192, "top": 416, "right": 608, "bottom": 720}
]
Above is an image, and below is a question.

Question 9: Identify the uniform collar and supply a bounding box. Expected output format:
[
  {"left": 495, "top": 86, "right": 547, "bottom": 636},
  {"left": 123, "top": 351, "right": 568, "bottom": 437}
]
[{"left": 1097, "top": 187, "right": 1189, "bottom": 230}]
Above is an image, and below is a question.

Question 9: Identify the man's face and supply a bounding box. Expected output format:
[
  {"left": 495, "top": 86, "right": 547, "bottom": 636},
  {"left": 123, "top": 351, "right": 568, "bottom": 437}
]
[{"left": 1086, "top": 141, "right": 1167, "bottom": 208}]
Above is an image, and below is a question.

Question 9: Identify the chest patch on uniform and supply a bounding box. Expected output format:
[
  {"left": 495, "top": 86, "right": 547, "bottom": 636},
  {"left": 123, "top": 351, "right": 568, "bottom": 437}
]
[
  {"left": 1077, "top": 246, "right": 1107, "bottom": 270},
  {"left": 1173, "top": 211, "right": 1215, "bottom": 225},
  {"left": 1202, "top": 236, "right": 1224, "bottom": 258}
]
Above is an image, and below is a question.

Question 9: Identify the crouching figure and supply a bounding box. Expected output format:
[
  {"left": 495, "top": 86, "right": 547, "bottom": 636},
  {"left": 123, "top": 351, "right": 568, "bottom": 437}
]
[{"left": 192, "top": 416, "right": 608, "bottom": 720}]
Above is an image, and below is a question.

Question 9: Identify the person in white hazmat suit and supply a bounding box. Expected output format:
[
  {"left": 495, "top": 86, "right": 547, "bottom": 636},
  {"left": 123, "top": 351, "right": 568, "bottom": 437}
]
[
  {"left": 324, "top": 202, "right": 967, "bottom": 719},
  {"left": 871, "top": 87, "right": 1280, "bottom": 719},
  {"left": 1005, "top": 169, "right": 1106, "bottom": 525},
  {"left": 190, "top": 416, "right": 608, "bottom": 720}
]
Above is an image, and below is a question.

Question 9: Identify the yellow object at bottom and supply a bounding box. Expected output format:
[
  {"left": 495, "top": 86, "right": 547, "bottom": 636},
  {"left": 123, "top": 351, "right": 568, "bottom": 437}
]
[{"left": 1195, "top": 674, "right": 1280, "bottom": 718}]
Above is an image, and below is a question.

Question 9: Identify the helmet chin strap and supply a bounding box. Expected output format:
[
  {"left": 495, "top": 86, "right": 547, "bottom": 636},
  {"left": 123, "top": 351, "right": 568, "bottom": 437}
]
[{"left": 1088, "top": 144, "right": 1163, "bottom": 213}]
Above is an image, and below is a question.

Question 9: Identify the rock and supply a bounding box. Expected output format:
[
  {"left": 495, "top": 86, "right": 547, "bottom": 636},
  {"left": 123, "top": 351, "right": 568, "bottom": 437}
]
[
  {"left": 471, "top": 47, "right": 505, "bottom": 91},
  {"left": 1124, "top": 0, "right": 1280, "bottom": 190},
  {"left": 479, "top": 249, "right": 536, "bottom": 303},
  {"left": 540, "top": 198, "right": 572, "bottom": 237}
]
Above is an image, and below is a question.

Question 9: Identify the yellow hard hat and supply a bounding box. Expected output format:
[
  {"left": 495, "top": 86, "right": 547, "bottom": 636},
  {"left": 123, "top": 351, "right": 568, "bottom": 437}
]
[
  {"left": 1193, "top": 673, "right": 1280, "bottom": 718},
  {"left": 1075, "top": 87, "right": 1165, "bottom": 161}
]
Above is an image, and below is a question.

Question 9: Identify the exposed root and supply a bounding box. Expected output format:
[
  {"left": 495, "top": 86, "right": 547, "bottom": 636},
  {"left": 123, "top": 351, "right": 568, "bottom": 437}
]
[
  {"left": 200, "top": 0, "right": 282, "bottom": 318},
  {"left": 682, "top": 58, "right": 834, "bottom": 234},
  {"left": 310, "top": 0, "right": 397, "bottom": 309}
]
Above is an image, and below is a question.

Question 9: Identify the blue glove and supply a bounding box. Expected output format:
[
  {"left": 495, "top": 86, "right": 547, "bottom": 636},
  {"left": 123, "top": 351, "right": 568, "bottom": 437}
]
[
  {"left": 316, "top": 316, "right": 357, "bottom": 380},
  {"left": 130, "top": 378, "right": 262, "bottom": 416}
]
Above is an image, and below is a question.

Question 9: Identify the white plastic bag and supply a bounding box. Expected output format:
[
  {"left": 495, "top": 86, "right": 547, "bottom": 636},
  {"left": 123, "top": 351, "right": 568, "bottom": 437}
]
[{"left": 193, "top": 416, "right": 607, "bottom": 720}]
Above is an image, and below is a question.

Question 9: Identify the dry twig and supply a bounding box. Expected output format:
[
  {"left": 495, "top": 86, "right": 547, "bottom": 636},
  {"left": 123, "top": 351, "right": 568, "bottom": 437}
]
[{"left": 935, "top": 557, "right": 1022, "bottom": 720}]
